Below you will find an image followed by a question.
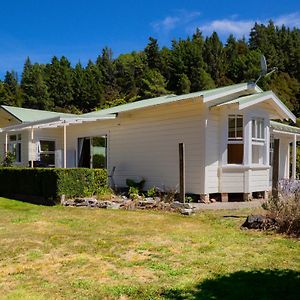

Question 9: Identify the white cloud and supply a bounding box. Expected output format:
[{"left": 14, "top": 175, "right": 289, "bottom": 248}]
[
  {"left": 152, "top": 11, "right": 300, "bottom": 39},
  {"left": 274, "top": 12, "right": 300, "bottom": 28},
  {"left": 195, "top": 12, "right": 300, "bottom": 38},
  {"left": 200, "top": 19, "right": 255, "bottom": 37},
  {"left": 151, "top": 10, "right": 201, "bottom": 33}
]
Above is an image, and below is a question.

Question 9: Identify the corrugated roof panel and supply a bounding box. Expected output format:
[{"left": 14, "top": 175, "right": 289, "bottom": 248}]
[
  {"left": 82, "top": 82, "right": 254, "bottom": 117},
  {"left": 1, "top": 105, "right": 75, "bottom": 122},
  {"left": 270, "top": 121, "right": 300, "bottom": 134}
]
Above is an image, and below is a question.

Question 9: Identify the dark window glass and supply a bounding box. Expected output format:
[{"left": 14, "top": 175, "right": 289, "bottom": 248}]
[{"left": 227, "top": 144, "right": 244, "bottom": 164}]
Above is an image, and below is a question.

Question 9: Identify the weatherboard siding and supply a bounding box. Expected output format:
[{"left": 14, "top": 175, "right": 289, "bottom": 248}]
[
  {"left": 66, "top": 100, "right": 206, "bottom": 194},
  {"left": 204, "top": 108, "right": 220, "bottom": 194}
]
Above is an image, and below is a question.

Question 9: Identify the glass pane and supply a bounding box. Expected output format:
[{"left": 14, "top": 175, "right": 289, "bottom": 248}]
[
  {"left": 260, "top": 120, "right": 264, "bottom": 138},
  {"left": 40, "top": 140, "right": 55, "bottom": 152},
  {"left": 40, "top": 153, "right": 55, "bottom": 166},
  {"left": 228, "top": 144, "right": 244, "bottom": 164},
  {"left": 16, "top": 143, "right": 21, "bottom": 162},
  {"left": 9, "top": 135, "right": 16, "bottom": 142},
  {"left": 252, "top": 120, "right": 256, "bottom": 138},
  {"left": 17, "top": 134, "right": 22, "bottom": 141},
  {"left": 92, "top": 136, "right": 106, "bottom": 168},
  {"left": 228, "top": 118, "right": 235, "bottom": 138},
  {"left": 236, "top": 117, "right": 243, "bottom": 138}
]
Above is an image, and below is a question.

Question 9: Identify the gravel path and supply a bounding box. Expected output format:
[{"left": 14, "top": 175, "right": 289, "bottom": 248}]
[{"left": 193, "top": 199, "right": 265, "bottom": 210}]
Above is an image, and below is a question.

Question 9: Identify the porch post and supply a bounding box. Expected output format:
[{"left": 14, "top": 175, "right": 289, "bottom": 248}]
[
  {"left": 5, "top": 133, "right": 8, "bottom": 156},
  {"left": 63, "top": 124, "right": 67, "bottom": 168},
  {"left": 30, "top": 127, "right": 34, "bottom": 168},
  {"left": 292, "top": 134, "right": 297, "bottom": 180}
]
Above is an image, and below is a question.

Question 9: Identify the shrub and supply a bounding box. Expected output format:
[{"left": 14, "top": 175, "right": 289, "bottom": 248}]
[
  {"left": 263, "top": 179, "right": 300, "bottom": 237},
  {"left": 128, "top": 186, "right": 139, "bottom": 200},
  {"left": 1, "top": 152, "right": 15, "bottom": 167},
  {"left": 146, "top": 187, "right": 157, "bottom": 198},
  {"left": 0, "top": 168, "right": 108, "bottom": 205},
  {"left": 126, "top": 178, "right": 145, "bottom": 191}
]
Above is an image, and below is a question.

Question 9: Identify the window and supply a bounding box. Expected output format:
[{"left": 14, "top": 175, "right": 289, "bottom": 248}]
[
  {"left": 38, "top": 140, "right": 55, "bottom": 167},
  {"left": 78, "top": 136, "right": 107, "bottom": 169},
  {"left": 252, "top": 118, "right": 264, "bottom": 140},
  {"left": 252, "top": 118, "right": 265, "bottom": 164},
  {"left": 228, "top": 115, "right": 243, "bottom": 140},
  {"left": 269, "top": 134, "right": 274, "bottom": 166},
  {"left": 8, "top": 134, "right": 22, "bottom": 163},
  {"left": 227, "top": 115, "right": 243, "bottom": 164}
]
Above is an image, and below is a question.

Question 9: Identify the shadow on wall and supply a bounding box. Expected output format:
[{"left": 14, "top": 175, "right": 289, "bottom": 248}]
[{"left": 162, "top": 269, "right": 300, "bottom": 300}]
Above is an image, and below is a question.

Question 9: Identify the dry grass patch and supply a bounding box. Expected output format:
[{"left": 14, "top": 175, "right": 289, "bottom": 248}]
[{"left": 0, "top": 198, "right": 299, "bottom": 299}]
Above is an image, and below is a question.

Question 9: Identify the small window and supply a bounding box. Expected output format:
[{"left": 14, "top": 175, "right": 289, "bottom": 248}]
[
  {"left": 227, "top": 115, "right": 244, "bottom": 164},
  {"left": 252, "top": 118, "right": 264, "bottom": 140},
  {"left": 8, "top": 134, "right": 21, "bottom": 163},
  {"left": 38, "top": 140, "right": 55, "bottom": 167},
  {"left": 228, "top": 115, "right": 243, "bottom": 140}
]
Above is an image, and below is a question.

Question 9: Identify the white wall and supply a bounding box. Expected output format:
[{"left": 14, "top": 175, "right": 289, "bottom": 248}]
[{"left": 66, "top": 100, "right": 206, "bottom": 194}]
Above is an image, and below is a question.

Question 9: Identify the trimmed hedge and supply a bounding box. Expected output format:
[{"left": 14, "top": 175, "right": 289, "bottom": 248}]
[{"left": 0, "top": 168, "right": 108, "bottom": 205}]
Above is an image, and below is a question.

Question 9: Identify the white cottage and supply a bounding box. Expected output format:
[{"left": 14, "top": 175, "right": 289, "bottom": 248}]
[{"left": 0, "top": 82, "right": 299, "bottom": 201}]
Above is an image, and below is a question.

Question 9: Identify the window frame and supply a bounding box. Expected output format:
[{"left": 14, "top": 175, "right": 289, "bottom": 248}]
[
  {"left": 8, "top": 134, "right": 22, "bottom": 163},
  {"left": 37, "top": 139, "right": 56, "bottom": 167},
  {"left": 227, "top": 115, "right": 244, "bottom": 165},
  {"left": 252, "top": 118, "right": 265, "bottom": 143}
]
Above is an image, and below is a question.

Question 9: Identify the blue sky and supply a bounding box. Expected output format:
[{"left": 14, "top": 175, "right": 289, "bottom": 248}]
[{"left": 0, "top": 0, "right": 299, "bottom": 78}]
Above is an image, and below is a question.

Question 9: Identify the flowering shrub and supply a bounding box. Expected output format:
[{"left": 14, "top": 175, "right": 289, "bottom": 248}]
[{"left": 263, "top": 179, "right": 300, "bottom": 237}]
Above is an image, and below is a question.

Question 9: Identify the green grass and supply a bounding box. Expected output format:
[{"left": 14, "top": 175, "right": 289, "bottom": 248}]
[{"left": 0, "top": 197, "right": 299, "bottom": 300}]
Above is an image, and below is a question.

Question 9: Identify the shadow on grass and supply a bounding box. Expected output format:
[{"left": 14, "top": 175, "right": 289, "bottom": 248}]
[{"left": 162, "top": 269, "right": 300, "bottom": 300}]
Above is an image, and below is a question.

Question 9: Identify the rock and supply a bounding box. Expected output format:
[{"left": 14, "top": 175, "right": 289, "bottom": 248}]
[
  {"left": 87, "top": 198, "right": 98, "bottom": 205},
  {"left": 183, "top": 203, "right": 194, "bottom": 209},
  {"left": 241, "top": 215, "right": 278, "bottom": 230},
  {"left": 107, "top": 202, "right": 121, "bottom": 209},
  {"left": 210, "top": 198, "right": 217, "bottom": 203},
  {"left": 74, "top": 198, "right": 86, "bottom": 204},
  {"left": 97, "top": 201, "right": 110, "bottom": 208},
  {"left": 122, "top": 195, "right": 128, "bottom": 200},
  {"left": 198, "top": 198, "right": 210, "bottom": 204},
  {"left": 138, "top": 198, "right": 156, "bottom": 207},
  {"left": 170, "top": 201, "right": 183, "bottom": 209},
  {"left": 180, "top": 208, "right": 195, "bottom": 215}
]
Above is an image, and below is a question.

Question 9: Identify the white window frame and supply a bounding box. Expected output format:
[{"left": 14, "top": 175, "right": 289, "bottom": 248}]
[
  {"left": 227, "top": 115, "right": 244, "bottom": 164},
  {"left": 37, "top": 139, "right": 56, "bottom": 167},
  {"left": 8, "top": 134, "right": 22, "bottom": 163},
  {"left": 252, "top": 118, "right": 265, "bottom": 143},
  {"left": 251, "top": 118, "right": 266, "bottom": 164}
]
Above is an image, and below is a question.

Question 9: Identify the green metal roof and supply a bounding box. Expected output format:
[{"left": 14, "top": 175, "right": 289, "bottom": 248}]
[
  {"left": 216, "top": 91, "right": 296, "bottom": 123},
  {"left": 270, "top": 121, "right": 300, "bottom": 134},
  {"left": 82, "top": 82, "right": 254, "bottom": 117},
  {"left": 1, "top": 105, "right": 75, "bottom": 123}
]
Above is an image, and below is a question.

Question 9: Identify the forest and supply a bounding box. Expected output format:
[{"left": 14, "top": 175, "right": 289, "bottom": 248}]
[{"left": 0, "top": 21, "right": 299, "bottom": 122}]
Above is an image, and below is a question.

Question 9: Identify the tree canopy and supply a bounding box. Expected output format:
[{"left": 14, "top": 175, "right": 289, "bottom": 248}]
[{"left": 0, "top": 21, "right": 299, "bottom": 119}]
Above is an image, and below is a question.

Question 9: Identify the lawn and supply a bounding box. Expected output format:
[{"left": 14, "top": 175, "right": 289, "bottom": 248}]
[{"left": 0, "top": 198, "right": 299, "bottom": 300}]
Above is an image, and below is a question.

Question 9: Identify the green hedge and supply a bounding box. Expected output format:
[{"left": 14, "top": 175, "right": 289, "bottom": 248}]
[{"left": 0, "top": 168, "right": 108, "bottom": 205}]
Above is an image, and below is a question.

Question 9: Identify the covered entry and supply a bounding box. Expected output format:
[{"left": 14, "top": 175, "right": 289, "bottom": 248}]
[{"left": 270, "top": 121, "right": 300, "bottom": 182}]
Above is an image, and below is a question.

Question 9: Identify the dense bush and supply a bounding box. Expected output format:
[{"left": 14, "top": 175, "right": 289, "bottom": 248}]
[
  {"left": 263, "top": 180, "right": 300, "bottom": 237},
  {"left": 0, "top": 168, "right": 108, "bottom": 205}
]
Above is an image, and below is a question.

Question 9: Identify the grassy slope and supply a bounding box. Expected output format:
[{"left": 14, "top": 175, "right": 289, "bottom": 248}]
[{"left": 0, "top": 198, "right": 299, "bottom": 300}]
